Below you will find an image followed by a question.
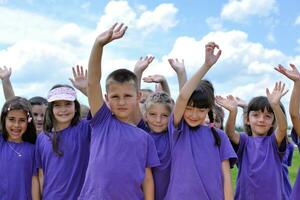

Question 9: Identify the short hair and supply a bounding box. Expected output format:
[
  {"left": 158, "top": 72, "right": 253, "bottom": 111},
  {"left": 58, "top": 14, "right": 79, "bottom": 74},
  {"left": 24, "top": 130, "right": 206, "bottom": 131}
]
[
  {"left": 143, "top": 92, "right": 174, "bottom": 114},
  {"left": 1, "top": 96, "right": 37, "bottom": 144},
  {"left": 105, "top": 69, "right": 138, "bottom": 92},
  {"left": 29, "top": 96, "right": 48, "bottom": 106}
]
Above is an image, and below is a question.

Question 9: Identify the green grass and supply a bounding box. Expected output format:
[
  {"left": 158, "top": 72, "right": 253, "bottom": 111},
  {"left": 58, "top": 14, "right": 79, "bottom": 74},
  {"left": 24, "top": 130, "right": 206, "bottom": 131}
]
[{"left": 231, "top": 152, "right": 300, "bottom": 188}]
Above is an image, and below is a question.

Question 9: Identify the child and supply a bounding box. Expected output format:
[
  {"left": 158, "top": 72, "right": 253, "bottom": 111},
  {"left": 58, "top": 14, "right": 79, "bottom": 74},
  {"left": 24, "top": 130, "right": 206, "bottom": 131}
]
[
  {"left": 29, "top": 96, "right": 48, "bottom": 133},
  {"left": 165, "top": 42, "right": 236, "bottom": 200},
  {"left": 216, "top": 82, "right": 288, "bottom": 200},
  {"left": 35, "top": 83, "right": 91, "bottom": 199},
  {"left": 0, "top": 96, "right": 39, "bottom": 199},
  {"left": 78, "top": 23, "right": 160, "bottom": 199},
  {"left": 275, "top": 63, "right": 300, "bottom": 199}
]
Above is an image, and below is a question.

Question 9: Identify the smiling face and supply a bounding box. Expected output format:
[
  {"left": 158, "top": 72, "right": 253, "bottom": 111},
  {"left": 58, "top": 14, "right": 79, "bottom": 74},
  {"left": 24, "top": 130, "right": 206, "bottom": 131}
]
[
  {"left": 106, "top": 82, "right": 140, "bottom": 123},
  {"left": 183, "top": 106, "right": 210, "bottom": 127},
  {"left": 52, "top": 100, "right": 75, "bottom": 131},
  {"left": 145, "top": 103, "right": 170, "bottom": 133},
  {"left": 247, "top": 108, "right": 274, "bottom": 136},
  {"left": 5, "top": 109, "right": 28, "bottom": 143}
]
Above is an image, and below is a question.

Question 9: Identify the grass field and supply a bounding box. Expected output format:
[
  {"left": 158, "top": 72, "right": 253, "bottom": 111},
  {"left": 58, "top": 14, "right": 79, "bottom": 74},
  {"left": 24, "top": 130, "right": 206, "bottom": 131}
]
[{"left": 231, "top": 151, "right": 300, "bottom": 187}]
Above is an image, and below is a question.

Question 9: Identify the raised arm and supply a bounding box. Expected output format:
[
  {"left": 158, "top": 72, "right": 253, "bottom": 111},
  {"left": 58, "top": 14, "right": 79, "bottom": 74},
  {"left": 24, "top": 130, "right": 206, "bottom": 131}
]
[
  {"left": 143, "top": 74, "right": 170, "bottom": 95},
  {"left": 0, "top": 66, "right": 15, "bottom": 100},
  {"left": 88, "top": 23, "right": 127, "bottom": 116},
  {"left": 266, "top": 81, "right": 288, "bottom": 145},
  {"left": 168, "top": 58, "right": 187, "bottom": 91},
  {"left": 173, "top": 42, "right": 221, "bottom": 127},
  {"left": 216, "top": 95, "right": 240, "bottom": 144},
  {"left": 69, "top": 65, "right": 88, "bottom": 96},
  {"left": 275, "top": 64, "right": 300, "bottom": 136},
  {"left": 133, "top": 56, "right": 155, "bottom": 90}
]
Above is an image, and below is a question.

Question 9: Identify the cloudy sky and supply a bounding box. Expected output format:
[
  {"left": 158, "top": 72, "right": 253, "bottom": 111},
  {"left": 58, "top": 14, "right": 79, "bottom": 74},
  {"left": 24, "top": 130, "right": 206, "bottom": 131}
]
[{"left": 0, "top": 0, "right": 299, "bottom": 125}]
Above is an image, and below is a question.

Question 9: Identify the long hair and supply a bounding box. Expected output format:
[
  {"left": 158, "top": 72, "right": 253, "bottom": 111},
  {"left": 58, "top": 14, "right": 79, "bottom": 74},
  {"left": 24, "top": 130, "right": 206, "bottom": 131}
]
[
  {"left": 43, "top": 84, "right": 81, "bottom": 156},
  {"left": 187, "top": 80, "right": 221, "bottom": 147},
  {"left": 244, "top": 96, "right": 286, "bottom": 136},
  {"left": 1, "top": 97, "right": 36, "bottom": 144}
]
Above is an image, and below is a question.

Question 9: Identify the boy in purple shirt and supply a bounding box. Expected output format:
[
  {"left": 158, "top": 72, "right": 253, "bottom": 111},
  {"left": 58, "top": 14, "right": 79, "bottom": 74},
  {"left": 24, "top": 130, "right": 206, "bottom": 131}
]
[
  {"left": 78, "top": 23, "right": 160, "bottom": 200},
  {"left": 275, "top": 63, "right": 300, "bottom": 200}
]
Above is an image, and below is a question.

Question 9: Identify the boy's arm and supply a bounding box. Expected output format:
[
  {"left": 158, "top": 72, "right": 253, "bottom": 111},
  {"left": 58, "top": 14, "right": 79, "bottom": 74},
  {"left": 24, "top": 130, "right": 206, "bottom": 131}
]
[
  {"left": 222, "top": 160, "right": 234, "bottom": 200},
  {"left": 173, "top": 42, "right": 221, "bottom": 127},
  {"left": 88, "top": 23, "right": 127, "bottom": 116},
  {"left": 143, "top": 74, "right": 170, "bottom": 95},
  {"left": 69, "top": 65, "right": 88, "bottom": 96},
  {"left": 0, "top": 66, "right": 15, "bottom": 100},
  {"left": 266, "top": 81, "right": 288, "bottom": 145},
  {"left": 168, "top": 58, "right": 187, "bottom": 90},
  {"left": 275, "top": 64, "right": 300, "bottom": 136},
  {"left": 134, "top": 56, "right": 155, "bottom": 90},
  {"left": 32, "top": 175, "right": 40, "bottom": 200},
  {"left": 142, "top": 167, "right": 154, "bottom": 200},
  {"left": 216, "top": 95, "right": 240, "bottom": 144}
]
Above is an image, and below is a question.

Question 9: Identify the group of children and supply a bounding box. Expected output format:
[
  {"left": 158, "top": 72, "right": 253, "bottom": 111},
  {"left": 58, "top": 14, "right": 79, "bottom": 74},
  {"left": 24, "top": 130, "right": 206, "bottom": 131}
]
[{"left": 0, "top": 23, "right": 299, "bottom": 200}]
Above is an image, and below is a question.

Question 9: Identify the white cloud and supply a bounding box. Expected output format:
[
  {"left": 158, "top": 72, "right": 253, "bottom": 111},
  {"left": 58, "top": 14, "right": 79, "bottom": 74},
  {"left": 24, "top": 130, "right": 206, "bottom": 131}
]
[
  {"left": 267, "top": 32, "right": 275, "bottom": 43},
  {"left": 221, "top": 0, "right": 277, "bottom": 22},
  {"left": 206, "top": 17, "right": 223, "bottom": 30},
  {"left": 295, "top": 15, "right": 300, "bottom": 25},
  {"left": 247, "top": 61, "right": 273, "bottom": 74}
]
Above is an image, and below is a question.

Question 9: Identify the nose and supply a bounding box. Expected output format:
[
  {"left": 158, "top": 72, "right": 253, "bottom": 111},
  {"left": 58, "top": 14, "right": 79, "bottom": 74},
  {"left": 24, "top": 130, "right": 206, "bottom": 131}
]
[
  {"left": 118, "top": 98, "right": 125, "bottom": 105},
  {"left": 156, "top": 116, "right": 161, "bottom": 123}
]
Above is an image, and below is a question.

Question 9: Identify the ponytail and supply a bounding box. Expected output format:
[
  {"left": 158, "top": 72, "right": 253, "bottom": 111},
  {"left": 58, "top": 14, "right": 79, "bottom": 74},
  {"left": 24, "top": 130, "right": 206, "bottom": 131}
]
[{"left": 208, "top": 110, "right": 221, "bottom": 147}]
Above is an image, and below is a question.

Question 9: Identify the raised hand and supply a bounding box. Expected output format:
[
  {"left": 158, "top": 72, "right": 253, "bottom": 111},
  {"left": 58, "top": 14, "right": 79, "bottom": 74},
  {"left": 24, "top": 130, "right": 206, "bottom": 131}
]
[
  {"left": 204, "top": 42, "right": 222, "bottom": 67},
  {"left": 275, "top": 64, "right": 300, "bottom": 82},
  {"left": 235, "top": 97, "right": 248, "bottom": 108},
  {"left": 69, "top": 65, "right": 87, "bottom": 92},
  {"left": 0, "top": 66, "right": 12, "bottom": 80},
  {"left": 95, "top": 23, "right": 127, "bottom": 46},
  {"left": 168, "top": 58, "right": 185, "bottom": 74},
  {"left": 266, "top": 81, "right": 288, "bottom": 106},
  {"left": 142, "top": 74, "right": 165, "bottom": 83},
  {"left": 216, "top": 95, "right": 238, "bottom": 112},
  {"left": 134, "top": 56, "right": 155, "bottom": 74}
]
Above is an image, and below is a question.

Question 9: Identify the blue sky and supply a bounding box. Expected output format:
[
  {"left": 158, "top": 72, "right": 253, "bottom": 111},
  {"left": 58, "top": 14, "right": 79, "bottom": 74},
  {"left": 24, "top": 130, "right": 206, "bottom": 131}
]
[{"left": 0, "top": 0, "right": 299, "bottom": 125}]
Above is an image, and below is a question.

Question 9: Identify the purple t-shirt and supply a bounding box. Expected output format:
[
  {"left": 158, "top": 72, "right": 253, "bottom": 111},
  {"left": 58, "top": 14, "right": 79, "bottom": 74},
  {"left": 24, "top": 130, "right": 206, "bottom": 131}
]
[
  {"left": 35, "top": 120, "right": 91, "bottom": 200},
  {"left": 138, "top": 120, "right": 171, "bottom": 200},
  {"left": 234, "top": 133, "right": 286, "bottom": 200},
  {"left": 78, "top": 104, "right": 160, "bottom": 200},
  {"left": 291, "top": 128, "right": 300, "bottom": 200},
  {"left": 282, "top": 142, "right": 294, "bottom": 199},
  {"left": 165, "top": 115, "right": 237, "bottom": 200},
  {"left": 0, "top": 134, "right": 36, "bottom": 200}
]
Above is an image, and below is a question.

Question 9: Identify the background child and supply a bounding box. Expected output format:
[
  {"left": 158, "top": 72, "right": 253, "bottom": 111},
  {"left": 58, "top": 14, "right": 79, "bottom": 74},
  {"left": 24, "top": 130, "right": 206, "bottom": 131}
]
[
  {"left": 165, "top": 42, "right": 236, "bottom": 200},
  {"left": 29, "top": 96, "right": 48, "bottom": 134},
  {"left": 35, "top": 67, "right": 91, "bottom": 200},
  {"left": 78, "top": 23, "right": 160, "bottom": 200},
  {"left": 275, "top": 63, "right": 300, "bottom": 199},
  {"left": 0, "top": 96, "right": 39, "bottom": 200},
  {"left": 216, "top": 81, "right": 288, "bottom": 200}
]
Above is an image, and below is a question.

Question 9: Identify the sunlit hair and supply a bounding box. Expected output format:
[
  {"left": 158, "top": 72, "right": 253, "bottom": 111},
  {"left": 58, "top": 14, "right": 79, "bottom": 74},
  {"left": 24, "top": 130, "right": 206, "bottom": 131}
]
[
  {"left": 43, "top": 84, "right": 81, "bottom": 156},
  {"left": 187, "top": 79, "right": 221, "bottom": 147},
  {"left": 1, "top": 96, "right": 36, "bottom": 144},
  {"left": 244, "top": 96, "right": 286, "bottom": 136},
  {"left": 143, "top": 92, "right": 174, "bottom": 115},
  {"left": 105, "top": 69, "right": 138, "bottom": 92}
]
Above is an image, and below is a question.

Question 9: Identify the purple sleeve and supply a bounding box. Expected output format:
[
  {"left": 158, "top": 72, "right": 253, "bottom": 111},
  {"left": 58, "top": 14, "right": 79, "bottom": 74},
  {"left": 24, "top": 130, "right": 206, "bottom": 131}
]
[
  {"left": 270, "top": 133, "right": 286, "bottom": 159},
  {"left": 90, "top": 103, "right": 111, "bottom": 128},
  {"left": 236, "top": 133, "right": 248, "bottom": 160},
  {"left": 145, "top": 134, "right": 160, "bottom": 168},
  {"left": 32, "top": 147, "right": 38, "bottom": 176},
  {"left": 291, "top": 128, "right": 300, "bottom": 152},
  {"left": 168, "top": 113, "right": 184, "bottom": 146},
  {"left": 218, "top": 130, "right": 237, "bottom": 167},
  {"left": 34, "top": 135, "right": 42, "bottom": 169}
]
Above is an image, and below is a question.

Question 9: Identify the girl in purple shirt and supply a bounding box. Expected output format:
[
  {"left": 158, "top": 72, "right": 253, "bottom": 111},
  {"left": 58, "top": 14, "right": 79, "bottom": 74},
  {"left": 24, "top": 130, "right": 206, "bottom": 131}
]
[
  {"left": 275, "top": 63, "right": 300, "bottom": 200},
  {"left": 0, "top": 97, "right": 39, "bottom": 200}
]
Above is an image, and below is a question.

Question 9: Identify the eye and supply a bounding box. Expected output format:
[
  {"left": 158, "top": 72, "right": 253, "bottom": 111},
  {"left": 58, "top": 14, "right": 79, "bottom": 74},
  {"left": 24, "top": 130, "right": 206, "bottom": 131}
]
[
  {"left": 149, "top": 112, "right": 156, "bottom": 116},
  {"left": 7, "top": 117, "right": 15, "bottom": 121},
  {"left": 20, "top": 118, "right": 27, "bottom": 123},
  {"left": 162, "top": 114, "right": 169, "bottom": 118}
]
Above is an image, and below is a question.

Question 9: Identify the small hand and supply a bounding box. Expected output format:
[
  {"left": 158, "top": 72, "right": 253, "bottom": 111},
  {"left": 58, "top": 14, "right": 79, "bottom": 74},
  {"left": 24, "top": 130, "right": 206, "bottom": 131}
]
[
  {"left": 216, "top": 95, "right": 238, "bottom": 112},
  {"left": 266, "top": 81, "right": 288, "bottom": 106},
  {"left": 274, "top": 64, "right": 300, "bottom": 82},
  {"left": 134, "top": 56, "right": 155, "bottom": 73},
  {"left": 95, "top": 23, "right": 128, "bottom": 46},
  {"left": 143, "top": 74, "right": 165, "bottom": 83},
  {"left": 204, "top": 42, "right": 222, "bottom": 67},
  {"left": 69, "top": 65, "right": 87, "bottom": 91},
  {"left": 235, "top": 97, "right": 248, "bottom": 108},
  {"left": 0, "top": 66, "right": 12, "bottom": 81},
  {"left": 168, "top": 58, "right": 185, "bottom": 73}
]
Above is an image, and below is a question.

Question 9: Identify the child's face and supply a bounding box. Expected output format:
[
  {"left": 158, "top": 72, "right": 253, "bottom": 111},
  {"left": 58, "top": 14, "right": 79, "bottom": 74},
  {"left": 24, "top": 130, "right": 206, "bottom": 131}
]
[
  {"left": 247, "top": 108, "right": 274, "bottom": 136},
  {"left": 5, "top": 109, "right": 28, "bottom": 143},
  {"left": 106, "top": 82, "right": 140, "bottom": 123},
  {"left": 32, "top": 104, "right": 47, "bottom": 133},
  {"left": 145, "top": 103, "right": 170, "bottom": 133},
  {"left": 52, "top": 100, "right": 75, "bottom": 130},
  {"left": 183, "top": 106, "right": 209, "bottom": 127}
]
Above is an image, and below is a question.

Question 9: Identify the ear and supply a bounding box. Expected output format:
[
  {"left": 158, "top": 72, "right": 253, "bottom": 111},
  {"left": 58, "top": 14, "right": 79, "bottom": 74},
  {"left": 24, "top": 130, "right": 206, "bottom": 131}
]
[{"left": 137, "top": 91, "right": 141, "bottom": 102}]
